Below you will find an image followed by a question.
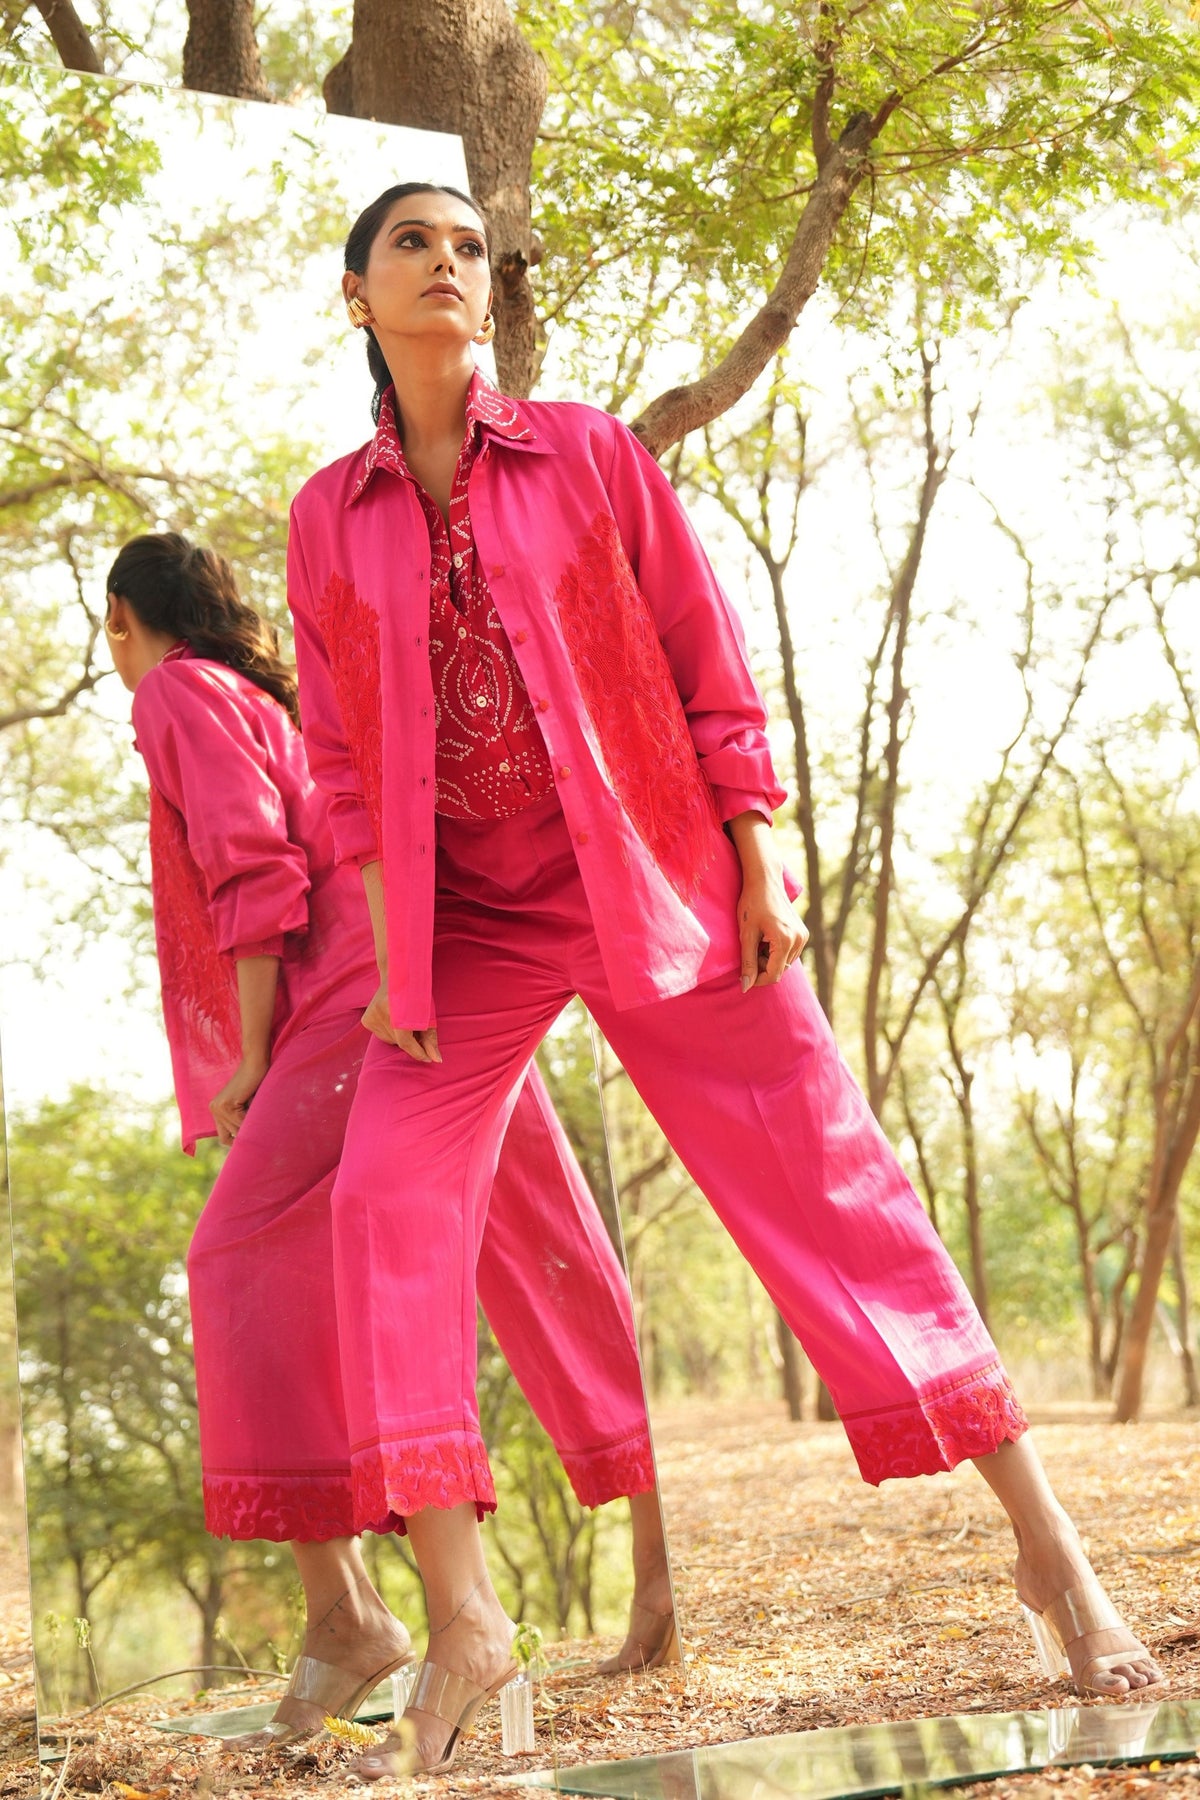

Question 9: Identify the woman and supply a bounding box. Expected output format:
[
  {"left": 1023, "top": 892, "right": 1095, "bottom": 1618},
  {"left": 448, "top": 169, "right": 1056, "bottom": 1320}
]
[
  {"left": 288, "top": 182, "right": 1164, "bottom": 1779},
  {"left": 104, "top": 533, "right": 674, "bottom": 1745}
]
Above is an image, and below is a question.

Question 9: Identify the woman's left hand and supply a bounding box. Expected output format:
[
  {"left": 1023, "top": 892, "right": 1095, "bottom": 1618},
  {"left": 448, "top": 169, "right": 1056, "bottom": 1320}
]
[
  {"left": 210, "top": 1053, "right": 270, "bottom": 1146},
  {"left": 738, "top": 874, "right": 809, "bottom": 991}
]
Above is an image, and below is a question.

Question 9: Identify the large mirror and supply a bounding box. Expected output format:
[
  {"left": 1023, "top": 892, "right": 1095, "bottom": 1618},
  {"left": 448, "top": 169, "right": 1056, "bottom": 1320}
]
[{"left": 0, "top": 58, "right": 673, "bottom": 1785}]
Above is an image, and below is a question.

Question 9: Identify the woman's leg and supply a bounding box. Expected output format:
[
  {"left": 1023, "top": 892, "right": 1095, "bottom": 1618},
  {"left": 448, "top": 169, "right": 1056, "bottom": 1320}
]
[
  {"left": 587, "top": 958, "right": 1161, "bottom": 1690},
  {"left": 974, "top": 1437, "right": 1160, "bottom": 1690},
  {"left": 354, "top": 1504, "right": 516, "bottom": 1778},
  {"left": 241, "top": 1539, "right": 412, "bottom": 1742}
]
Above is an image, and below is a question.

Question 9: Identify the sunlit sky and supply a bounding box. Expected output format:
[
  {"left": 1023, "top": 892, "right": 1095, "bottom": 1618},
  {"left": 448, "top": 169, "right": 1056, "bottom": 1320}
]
[{"left": 2, "top": 69, "right": 1197, "bottom": 1133}]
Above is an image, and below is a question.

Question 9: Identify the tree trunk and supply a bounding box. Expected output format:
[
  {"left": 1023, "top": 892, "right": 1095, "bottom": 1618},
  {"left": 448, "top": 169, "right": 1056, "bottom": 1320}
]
[
  {"left": 774, "top": 1309, "right": 804, "bottom": 1421},
  {"left": 1171, "top": 1217, "right": 1199, "bottom": 1408},
  {"left": 326, "top": 0, "right": 547, "bottom": 397},
  {"left": 32, "top": 0, "right": 102, "bottom": 72},
  {"left": 182, "top": 0, "right": 273, "bottom": 100},
  {"left": 1115, "top": 1012, "right": 1200, "bottom": 1421},
  {"left": 816, "top": 1380, "right": 837, "bottom": 1422}
]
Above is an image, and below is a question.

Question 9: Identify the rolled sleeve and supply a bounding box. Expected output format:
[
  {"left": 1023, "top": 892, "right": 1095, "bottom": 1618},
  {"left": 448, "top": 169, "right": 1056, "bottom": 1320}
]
[
  {"left": 603, "top": 418, "right": 787, "bottom": 823},
  {"left": 133, "top": 664, "right": 312, "bottom": 954}
]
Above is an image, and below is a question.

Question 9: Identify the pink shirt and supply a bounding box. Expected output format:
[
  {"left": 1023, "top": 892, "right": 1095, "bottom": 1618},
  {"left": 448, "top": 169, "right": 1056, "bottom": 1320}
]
[
  {"left": 133, "top": 650, "right": 377, "bottom": 1152},
  {"left": 369, "top": 377, "right": 555, "bottom": 818},
  {"left": 288, "top": 378, "right": 788, "bottom": 1032}
]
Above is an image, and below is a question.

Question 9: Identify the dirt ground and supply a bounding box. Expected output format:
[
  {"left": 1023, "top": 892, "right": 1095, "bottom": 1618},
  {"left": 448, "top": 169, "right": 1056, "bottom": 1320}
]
[
  {"left": 16, "top": 1406, "right": 1200, "bottom": 1799},
  {"left": 0, "top": 1494, "right": 36, "bottom": 1800}
]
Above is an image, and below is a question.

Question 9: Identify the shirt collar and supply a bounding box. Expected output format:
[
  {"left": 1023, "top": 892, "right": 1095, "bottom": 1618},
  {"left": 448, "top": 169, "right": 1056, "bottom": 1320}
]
[{"left": 348, "top": 368, "right": 540, "bottom": 506}]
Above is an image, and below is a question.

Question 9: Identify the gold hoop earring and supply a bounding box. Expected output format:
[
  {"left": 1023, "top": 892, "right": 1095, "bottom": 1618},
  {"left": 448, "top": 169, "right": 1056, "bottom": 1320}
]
[
  {"left": 104, "top": 618, "right": 130, "bottom": 642},
  {"left": 473, "top": 312, "right": 496, "bottom": 345},
  {"left": 347, "top": 295, "right": 373, "bottom": 329}
]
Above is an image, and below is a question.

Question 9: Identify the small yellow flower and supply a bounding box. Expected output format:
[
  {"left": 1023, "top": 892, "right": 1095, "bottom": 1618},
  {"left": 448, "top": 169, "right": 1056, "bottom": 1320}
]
[{"left": 324, "top": 1715, "right": 384, "bottom": 1748}]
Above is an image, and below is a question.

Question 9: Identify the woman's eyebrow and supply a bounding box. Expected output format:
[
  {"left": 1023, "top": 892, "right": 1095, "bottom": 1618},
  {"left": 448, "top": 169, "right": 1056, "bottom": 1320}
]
[{"left": 388, "top": 218, "right": 483, "bottom": 235}]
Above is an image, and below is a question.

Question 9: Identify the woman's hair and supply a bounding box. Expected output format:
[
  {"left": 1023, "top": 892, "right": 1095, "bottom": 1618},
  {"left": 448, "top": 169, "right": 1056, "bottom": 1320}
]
[
  {"left": 344, "top": 181, "right": 491, "bottom": 423},
  {"left": 106, "top": 533, "right": 300, "bottom": 727}
]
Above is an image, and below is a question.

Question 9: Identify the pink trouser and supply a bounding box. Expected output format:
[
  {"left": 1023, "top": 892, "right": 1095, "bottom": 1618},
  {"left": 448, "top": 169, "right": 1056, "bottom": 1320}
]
[
  {"left": 188, "top": 1008, "right": 653, "bottom": 1541},
  {"left": 332, "top": 796, "right": 1028, "bottom": 1527}
]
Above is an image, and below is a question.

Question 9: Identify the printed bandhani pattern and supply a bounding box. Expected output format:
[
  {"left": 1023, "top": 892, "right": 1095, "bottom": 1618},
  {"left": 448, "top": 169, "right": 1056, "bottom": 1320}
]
[{"left": 354, "top": 373, "right": 554, "bottom": 820}]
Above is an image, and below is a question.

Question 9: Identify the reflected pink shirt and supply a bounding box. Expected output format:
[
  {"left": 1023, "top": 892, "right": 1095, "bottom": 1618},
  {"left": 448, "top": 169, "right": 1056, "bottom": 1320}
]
[
  {"left": 287, "top": 373, "right": 789, "bottom": 1033},
  {"left": 133, "top": 649, "right": 377, "bottom": 1152}
]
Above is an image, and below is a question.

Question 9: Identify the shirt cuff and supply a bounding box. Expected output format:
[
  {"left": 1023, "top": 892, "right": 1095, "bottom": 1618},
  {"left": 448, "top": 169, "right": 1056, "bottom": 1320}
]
[
  {"left": 231, "top": 936, "right": 285, "bottom": 959},
  {"left": 715, "top": 791, "right": 777, "bottom": 827}
]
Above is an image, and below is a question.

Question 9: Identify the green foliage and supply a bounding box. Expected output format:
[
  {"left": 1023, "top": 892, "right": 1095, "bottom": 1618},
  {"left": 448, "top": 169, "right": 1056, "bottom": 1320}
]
[{"left": 524, "top": 0, "right": 1198, "bottom": 405}]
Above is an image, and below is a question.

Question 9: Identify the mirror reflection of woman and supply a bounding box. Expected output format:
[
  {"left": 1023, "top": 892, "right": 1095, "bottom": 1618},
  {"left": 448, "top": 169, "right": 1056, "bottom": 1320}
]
[
  {"left": 287, "top": 181, "right": 1164, "bottom": 1780},
  {"left": 103, "top": 534, "right": 673, "bottom": 1746}
]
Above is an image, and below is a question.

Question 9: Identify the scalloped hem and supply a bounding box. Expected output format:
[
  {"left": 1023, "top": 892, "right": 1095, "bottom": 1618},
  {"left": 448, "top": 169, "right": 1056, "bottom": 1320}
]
[
  {"left": 842, "top": 1360, "right": 1029, "bottom": 1486},
  {"left": 350, "top": 1429, "right": 497, "bottom": 1536},
  {"left": 561, "top": 1430, "right": 656, "bottom": 1508},
  {"left": 203, "top": 1471, "right": 386, "bottom": 1542}
]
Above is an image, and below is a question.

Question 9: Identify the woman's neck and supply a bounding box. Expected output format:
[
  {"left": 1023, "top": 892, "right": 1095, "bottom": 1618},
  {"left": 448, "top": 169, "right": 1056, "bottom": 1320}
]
[{"left": 386, "top": 344, "right": 476, "bottom": 457}]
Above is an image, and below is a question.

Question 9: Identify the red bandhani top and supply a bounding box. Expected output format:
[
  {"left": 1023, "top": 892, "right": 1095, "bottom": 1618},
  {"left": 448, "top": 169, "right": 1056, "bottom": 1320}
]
[{"left": 368, "top": 378, "right": 554, "bottom": 819}]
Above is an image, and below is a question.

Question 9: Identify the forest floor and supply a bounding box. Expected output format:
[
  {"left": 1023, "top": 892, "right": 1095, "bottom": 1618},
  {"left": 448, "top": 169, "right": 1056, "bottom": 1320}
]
[{"left": 19, "top": 1405, "right": 1200, "bottom": 1800}]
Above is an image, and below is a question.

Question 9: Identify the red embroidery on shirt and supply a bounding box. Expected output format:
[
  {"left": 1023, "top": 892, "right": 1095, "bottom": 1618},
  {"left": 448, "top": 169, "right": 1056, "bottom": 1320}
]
[
  {"left": 313, "top": 573, "right": 384, "bottom": 844},
  {"left": 148, "top": 786, "right": 241, "bottom": 1060},
  {"left": 555, "top": 511, "right": 719, "bottom": 897},
  {"left": 842, "top": 1362, "right": 1028, "bottom": 1486}
]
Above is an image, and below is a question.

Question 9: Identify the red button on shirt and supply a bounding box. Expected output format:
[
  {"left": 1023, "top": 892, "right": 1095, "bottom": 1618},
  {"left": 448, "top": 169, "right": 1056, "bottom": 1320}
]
[{"left": 371, "top": 379, "right": 554, "bottom": 820}]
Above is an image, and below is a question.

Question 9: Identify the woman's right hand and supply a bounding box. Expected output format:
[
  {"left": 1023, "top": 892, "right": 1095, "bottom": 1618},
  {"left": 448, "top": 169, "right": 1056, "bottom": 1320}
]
[{"left": 362, "top": 980, "right": 442, "bottom": 1063}]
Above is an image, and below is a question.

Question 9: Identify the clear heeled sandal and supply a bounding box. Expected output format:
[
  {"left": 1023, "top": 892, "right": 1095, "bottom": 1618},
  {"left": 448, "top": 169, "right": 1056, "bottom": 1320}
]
[
  {"left": 353, "top": 1655, "right": 530, "bottom": 1780},
  {"left": 231, "top": 1646, "right": 415, "bottom": 1749},
  {"left": 1019, "top": 1579, "right": 1165, "bottom": 1696}
]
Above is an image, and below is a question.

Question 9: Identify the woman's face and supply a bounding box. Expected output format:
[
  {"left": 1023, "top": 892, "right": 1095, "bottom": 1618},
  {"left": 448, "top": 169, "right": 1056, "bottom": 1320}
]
[{"left": 345, "top": 192, "right": 491, "bottom": 346}]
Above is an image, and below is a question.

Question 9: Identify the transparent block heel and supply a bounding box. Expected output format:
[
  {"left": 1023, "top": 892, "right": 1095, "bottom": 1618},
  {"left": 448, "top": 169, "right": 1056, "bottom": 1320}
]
[
  {"left": 499, "top": 1670, "right": 535, "bottom": 1755},
  {"left": 1020, "top": 1600, "right": 1071, "bottom": 1680},
  {"left": 390, "top": 1663, "right": 418, "bottom": 1719}
]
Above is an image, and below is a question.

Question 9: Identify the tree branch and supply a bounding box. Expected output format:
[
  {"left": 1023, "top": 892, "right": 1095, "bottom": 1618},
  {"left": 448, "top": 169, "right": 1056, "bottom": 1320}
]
[
  {"left": 630, "top": 111, "right": 877, "bottom": 457},
  {"left": 32, "top": 0, "right": 101, "bottom": 72}
]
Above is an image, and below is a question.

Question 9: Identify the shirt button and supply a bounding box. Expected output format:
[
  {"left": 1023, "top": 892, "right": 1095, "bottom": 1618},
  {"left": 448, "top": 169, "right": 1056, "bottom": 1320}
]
[
  {"left": 499, "top": 761, "right": 510, "bottom": 773},
  {"left": 475, "top": 694, "right": 488, "bottom": 708},
  {"left": 537, "top": 699, "right": 549, "bottom": 713},
  {"left": 458, "top": 626, "right": 467, "bottom": 639},
  {"left": 514, "top": 630, "right": 528, "bottom": 645},
  {"left": 558, "top": 766, "right": 570, "bottom": 778},
  {"left": 491, "top": 564, "right": 506, "bottom": 577},
  {"left": 576, "top": 830, "right": 590, "bottom": 845},
  {"left": 453, "top": 554, "right": 463, "bottom": 568}
]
